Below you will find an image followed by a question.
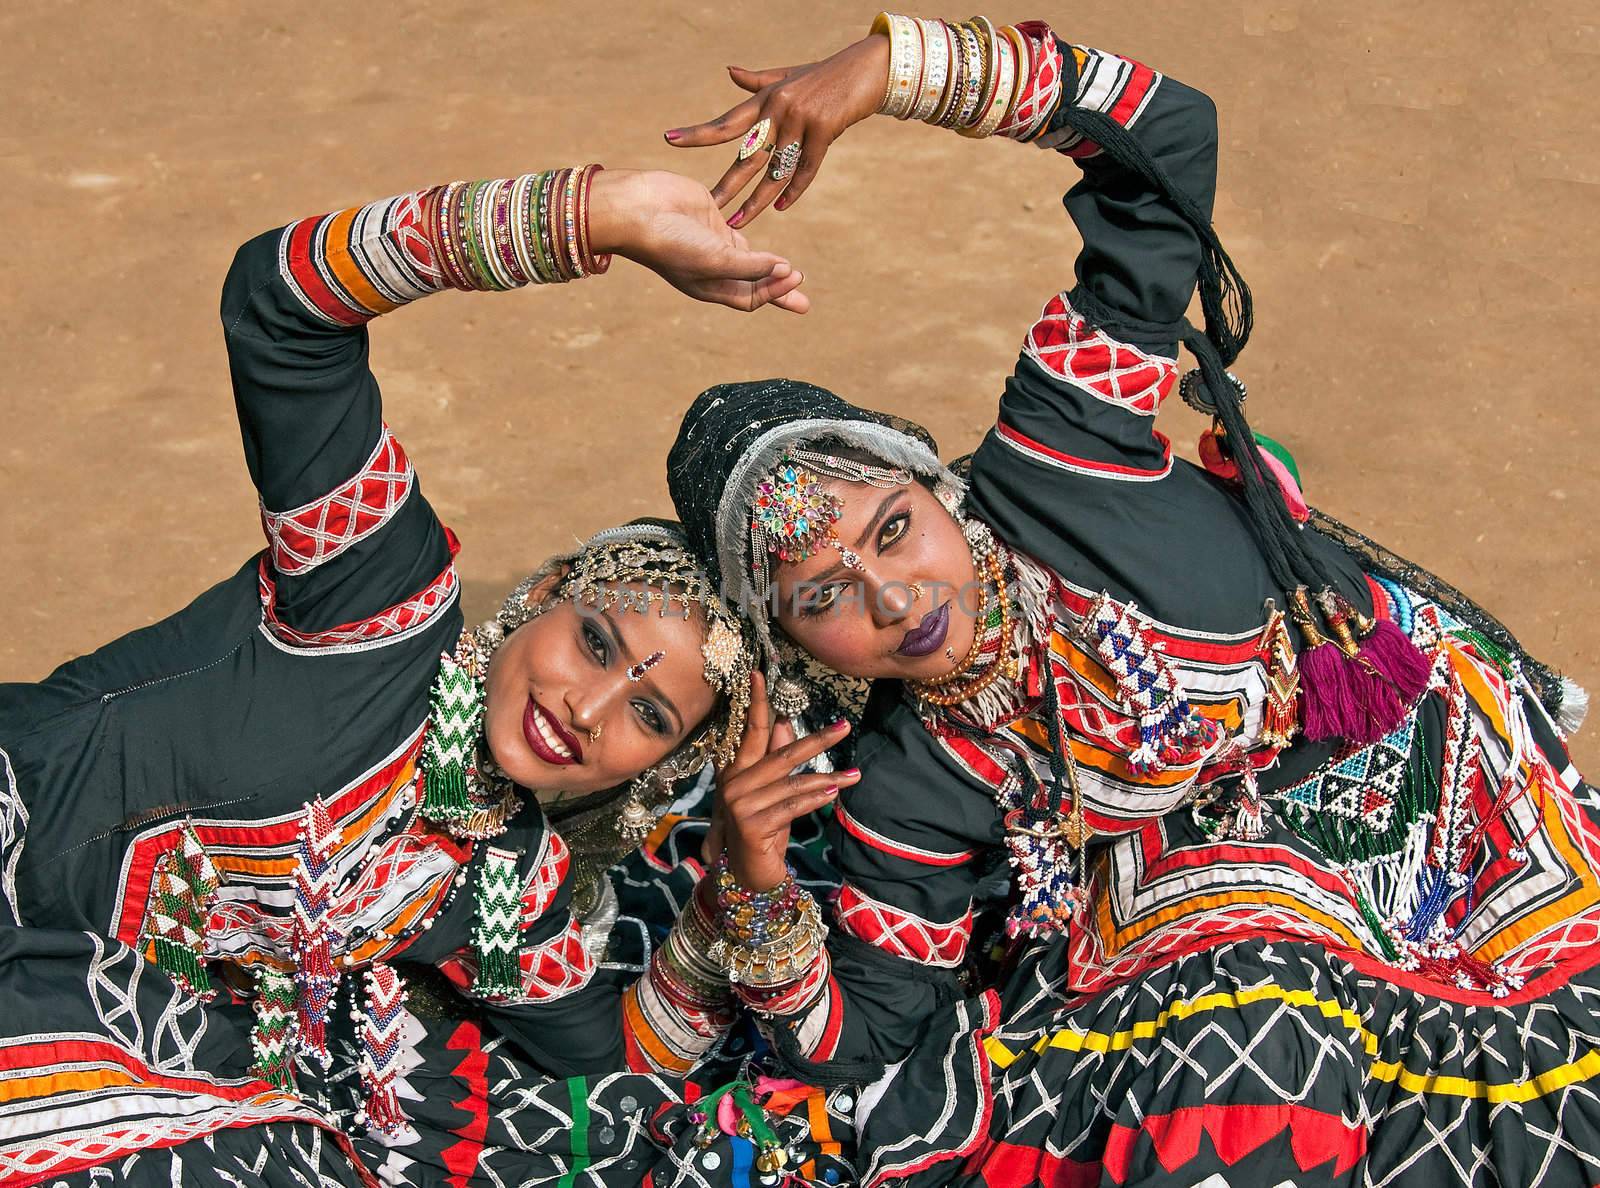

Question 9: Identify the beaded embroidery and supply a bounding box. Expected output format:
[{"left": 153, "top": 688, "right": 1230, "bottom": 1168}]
[
  {"left": 417, "top": 634, "right": 520, "bottom": 839},
  {"left": 469, "top": 847, "right": 522, "bottom": 1000},
  {"left": 144, "top": 824, "right": 220, "bottom": 1002},
  {"left": 355, "top": 963, "right": 409, "bottom": 1136},
  {"left": 1084, "top": 594, "right": 1223, "bottom": 775},
  {"left": 289, "top": 798, "right": 342, "bottom": 1068},
  {"left": 249, "top": 967, "right": 297, "bottom": 1091}
]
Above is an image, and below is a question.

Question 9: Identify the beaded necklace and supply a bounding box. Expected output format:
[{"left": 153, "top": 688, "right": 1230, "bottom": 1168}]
[{"left": 908, "top": 522, "right": 1023, "bottom": 712}]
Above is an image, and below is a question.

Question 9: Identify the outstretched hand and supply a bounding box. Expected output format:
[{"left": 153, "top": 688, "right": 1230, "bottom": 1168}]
[
  {"left": 664, "top": 35, "right": 890, "bottom": 229},
  {"left": 704, "top": 671, "right": 857, "bottom": 889},
  {"left": 589, "top": 169, "right": 809, "bottom": 313}
]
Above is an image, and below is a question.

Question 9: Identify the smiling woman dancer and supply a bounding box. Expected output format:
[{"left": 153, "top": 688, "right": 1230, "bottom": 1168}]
[
  {"left": 0, "top": 165, "right": 837, "bottom": 1184},
  {"left": 665, "top": 14, "right": 1600, "bottom": 1187}
]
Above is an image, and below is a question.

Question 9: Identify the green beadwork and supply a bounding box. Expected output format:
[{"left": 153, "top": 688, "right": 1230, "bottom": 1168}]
[
  {"left": 151, "top": 935, "right": 212, "bottom": 999},
  {"left": 420, "top": 651, "right": 486, "bottom": 824},
  {"left": 249, "top": 967, "right": 297, "bottom": 1091},
  {"left": 469, "top": 848, "right": 523, "bottom": 999}
]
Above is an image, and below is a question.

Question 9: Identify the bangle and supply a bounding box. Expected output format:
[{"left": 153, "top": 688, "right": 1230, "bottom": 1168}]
[
  {"left": 716, "top": 892, "right": 827, "bottom": 987},
  {"left": 578, "top": 163, "right": 611, "bottom": 276},
  {"left": 994, "top": 24, "right": 1032, "bottom": 136},
  {"left": 962, "top": 17, "right": 1001, "bottom": 135},
  {"left": 953, "top": 22, "right": 985, "bottom": 129},
  {"left": 960, "top": 17, "right": 998, "bottom": 138},
  {"left": 872, "top": 12, "right": 921, "bottom": 118},
  {"left": 964, "top": 17, "right": 1013, "bottom": 138},
  {"left": 714, "top": 854, "right": 803, "bottom": 945},
  {"left": 910, "top": 18, "right": 950, "bottom": 122},
  {"left": 930, "top": 22, "right": 966, "bottom": 128}
]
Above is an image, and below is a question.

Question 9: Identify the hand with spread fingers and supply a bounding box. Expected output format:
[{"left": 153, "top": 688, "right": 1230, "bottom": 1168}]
[
  {"left": 663, "top": 35, "right": 891, "bottom": 228},
  {"left": 706, "top": 671, "right": 858, "bottom": 889},
  {"left": 593, "top": 168, "right": 810, "bottom": 313}
]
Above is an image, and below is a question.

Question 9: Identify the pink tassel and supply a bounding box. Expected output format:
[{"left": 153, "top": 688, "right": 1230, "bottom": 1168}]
[
  {"left": 1297, "top": 640, "right": 1371, "bottom": 742},
  {"left": 1358, "top": 618, "right": 1432, "bottom": 705}
]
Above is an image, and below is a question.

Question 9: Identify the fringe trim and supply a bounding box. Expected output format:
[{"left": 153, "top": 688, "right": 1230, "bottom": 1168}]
[{"left": 1559, "top": 675, "right": 1590, "bottom": 736}]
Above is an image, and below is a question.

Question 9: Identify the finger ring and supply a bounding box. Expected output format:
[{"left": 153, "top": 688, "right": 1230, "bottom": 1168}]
[
  {"left": 738, "top": 118, "right": 773, "bottom": 161},
  {"left": 770, "top": 141, "right": 801, "bottom": 182}
]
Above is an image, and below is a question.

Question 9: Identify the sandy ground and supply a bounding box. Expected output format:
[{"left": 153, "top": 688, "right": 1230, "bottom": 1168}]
[{"left": 1, "top": 1, "right": 1595, "bottom": 768}]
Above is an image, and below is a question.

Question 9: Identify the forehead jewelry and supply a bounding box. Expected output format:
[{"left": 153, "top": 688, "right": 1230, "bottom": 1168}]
[
  {"left": 752, "top": 460, "right": 845, "bottom": 566},
  {"left": 627, "top": 650, "right": 666, "bottom": 682}
]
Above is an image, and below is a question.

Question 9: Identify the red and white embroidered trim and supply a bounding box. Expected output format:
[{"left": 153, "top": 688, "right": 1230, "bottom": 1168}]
[
  {"left": 994, "top": 419, "right": 1173, "bottom": 482},
  {"left": 1023, "top": 293, "right": 1177, "bottom": 415},
  {"left": 257, "top": 529, "right": 461, "bottom": 653},
  {"left": 260, "top": 426, "right": 415, "bottom": 576},
  {"left": 520, "top": 829, "right": 570, "bottom": 924},
  {"left": 834, "top": 803, "right": 977, "bottom": 868},
  {"left": 835, "top": 882, "right": 973, "bottom": 968}
]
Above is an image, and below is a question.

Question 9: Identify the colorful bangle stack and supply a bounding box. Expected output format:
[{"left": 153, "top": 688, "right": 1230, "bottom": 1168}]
[
  {"left": 709, "top": 854, "right": 828, "bottom": 989},
  {"left": 429, "top": 165, "right": 610, "bottom": 293},
  {"left": 652, "top": 880, "right": 735, "bottom": 1012},
  {"left": 870, "top": 12, "right": 1060, "bottom": 142}
]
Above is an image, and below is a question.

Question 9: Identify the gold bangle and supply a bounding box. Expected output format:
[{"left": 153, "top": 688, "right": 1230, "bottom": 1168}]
[{"left": 965, "top": 16, "right": 1013, "bottom": 138}]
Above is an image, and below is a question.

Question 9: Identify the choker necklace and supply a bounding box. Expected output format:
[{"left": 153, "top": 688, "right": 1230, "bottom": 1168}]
[
  {"left": 909, "top": 525, "right": 1020, "bottom": 710},
  {"left": 418, "top": 629, "right": 523, "bottom": 840}
]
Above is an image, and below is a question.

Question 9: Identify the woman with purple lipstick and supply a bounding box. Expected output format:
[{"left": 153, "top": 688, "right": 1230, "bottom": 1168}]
[{"left": 667, "top": 12, "right": 1600, "bottom": 1185}]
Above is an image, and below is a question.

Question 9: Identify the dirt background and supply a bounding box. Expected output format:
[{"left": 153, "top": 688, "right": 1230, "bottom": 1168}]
[{"left": 2, "top": 1, "right": 1595, "bottom": 767}]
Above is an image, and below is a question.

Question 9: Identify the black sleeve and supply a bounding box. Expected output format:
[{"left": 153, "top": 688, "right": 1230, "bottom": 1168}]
[
  {"left": 220, "top": 228, "right": 454, "bottom": 638},
  {"left": 978, "top": 43, "right": 1218, "bottom": 482}
]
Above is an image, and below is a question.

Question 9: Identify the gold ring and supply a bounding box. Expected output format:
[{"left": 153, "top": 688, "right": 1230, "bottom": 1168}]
[{"left": 738, "top": 118, "right": 773, "bottom": 161}]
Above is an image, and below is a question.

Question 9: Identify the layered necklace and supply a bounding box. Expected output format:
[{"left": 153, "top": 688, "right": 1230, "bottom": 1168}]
[{"left": 908, "top": 518, "right": 1046, "bottom": 727}]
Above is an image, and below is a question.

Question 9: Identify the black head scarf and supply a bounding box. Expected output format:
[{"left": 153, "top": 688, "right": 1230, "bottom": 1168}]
[{"left": 667, "top": 378, "right": 957, "bottom": 635}]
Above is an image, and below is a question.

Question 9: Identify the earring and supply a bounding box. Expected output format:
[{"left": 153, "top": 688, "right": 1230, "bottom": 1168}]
[{"left": 617, "top": 781, "right": 656, "bottom": 845}]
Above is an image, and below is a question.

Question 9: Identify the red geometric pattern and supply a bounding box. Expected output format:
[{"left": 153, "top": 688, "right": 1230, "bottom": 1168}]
[
  {"left": 517, "top": 917, "right": 595, "bottom": 999},
  {"left": 260, "top": 425, "right": 414, "bottom": 575},
  {"left": 998, "top": 21, "right": 1064, "bottom": 142},
  {"left": 520, "top": 829, "right": 570, "bottom": 924},
  {"left": 835, "top": 881, "right": 972, "bottom": 968},
  {"left": 257, "top": 529, "right": 460, "bottom": 652},
  {"left": 1023, "top": 292, "right": 1177, "bottom": 415},
  {"left": 994, "top": 419, "right": 1174, "bottom": 482}
]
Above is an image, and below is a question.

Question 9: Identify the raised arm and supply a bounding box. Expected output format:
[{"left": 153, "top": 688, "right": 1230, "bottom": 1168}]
[
  {"left": 222, "top": 169, "right": 808, "bottom": 648},
  {"left": 665, "top": 17, "right": 1218, "bottom": 478}
]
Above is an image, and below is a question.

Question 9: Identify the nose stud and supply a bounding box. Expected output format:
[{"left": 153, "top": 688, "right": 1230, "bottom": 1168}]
[{"left": 908, "top": 582, "right": 926, "bottom": 599}]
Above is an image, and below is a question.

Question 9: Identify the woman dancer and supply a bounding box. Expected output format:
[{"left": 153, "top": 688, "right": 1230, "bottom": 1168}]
[
  {"left": 666, "top": 15, "right": 1600, "bottom": 1186},
  {"left": 0, "top": 165, "right": 842, "bottom": 1184}
]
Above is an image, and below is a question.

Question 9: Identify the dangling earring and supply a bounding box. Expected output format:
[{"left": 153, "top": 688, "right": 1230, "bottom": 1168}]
[{"left": 617, "top": 780, "right": 656, "bottom": 846}]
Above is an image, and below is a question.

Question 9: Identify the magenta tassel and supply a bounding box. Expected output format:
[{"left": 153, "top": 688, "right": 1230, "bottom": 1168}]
[
  {"left": 1359, "top": 619, "right": 1432, "bottom": 705},
  {"left": 1298, "top": 641, "right": 1370, "bottom": 743}
]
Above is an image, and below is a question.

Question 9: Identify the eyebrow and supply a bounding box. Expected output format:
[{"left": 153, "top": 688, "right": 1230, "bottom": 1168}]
[
  {"left": 803, "top": 491, "right": 905, "bottom": 587},
  {"left": 600, "top": 606, "right": 684, "bottom": 734}
]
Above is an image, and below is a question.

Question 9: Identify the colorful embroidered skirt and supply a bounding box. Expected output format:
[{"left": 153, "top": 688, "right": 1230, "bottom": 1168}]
[{"left": 853, "top": 934, "right": 1600, "bottom": 1187}]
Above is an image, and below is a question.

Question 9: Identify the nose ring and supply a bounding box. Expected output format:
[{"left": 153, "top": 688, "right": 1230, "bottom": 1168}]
[
  {"left": 908, "top": 582, "right": 925, "bottom": 599},
  {"left": 588, "top": 721, "right": 604, "bottom": 741}
]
